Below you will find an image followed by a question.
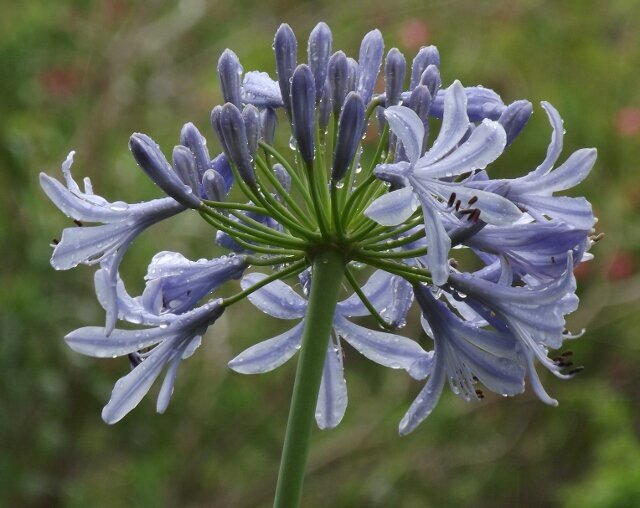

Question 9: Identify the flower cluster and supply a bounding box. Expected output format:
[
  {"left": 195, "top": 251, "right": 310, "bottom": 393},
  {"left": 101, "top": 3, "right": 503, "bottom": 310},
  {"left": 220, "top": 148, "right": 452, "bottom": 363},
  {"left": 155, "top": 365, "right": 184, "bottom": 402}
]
[{"left": 42, "top": 22, "right": 597, "bottom": 434}]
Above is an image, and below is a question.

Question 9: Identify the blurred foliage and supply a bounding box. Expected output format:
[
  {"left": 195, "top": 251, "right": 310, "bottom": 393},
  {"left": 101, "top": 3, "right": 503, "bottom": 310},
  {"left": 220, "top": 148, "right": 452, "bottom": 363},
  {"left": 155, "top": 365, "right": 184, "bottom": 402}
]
[{"left": 1, "top": 0, "right": 639, "bottom": 506}]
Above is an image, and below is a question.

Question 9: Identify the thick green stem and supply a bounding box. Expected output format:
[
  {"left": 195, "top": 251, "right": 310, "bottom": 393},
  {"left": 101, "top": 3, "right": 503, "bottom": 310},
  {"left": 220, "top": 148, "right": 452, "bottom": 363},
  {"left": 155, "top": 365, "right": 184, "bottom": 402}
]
[{"left": 273, "top": 249, "right": 345, "bottom": 508}]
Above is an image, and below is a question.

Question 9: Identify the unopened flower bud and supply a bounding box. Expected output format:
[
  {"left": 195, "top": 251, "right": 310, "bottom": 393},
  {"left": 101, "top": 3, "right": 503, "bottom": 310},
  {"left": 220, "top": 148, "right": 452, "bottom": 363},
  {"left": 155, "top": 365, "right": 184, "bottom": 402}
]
[
  {"left": 290, "top": 64, "right": 316, "bottom": 167},
  {"left": 318, "top": 80, "right": 332, "bottom": 131},
  {"left": 272, "top": 163, "right": 292, "bottom": 192},
  {"left": 407, "top": 84, "right": 433, "bottom": 127},
  {"left": 180, "top": 122, "right": 211, "bottom": 181},
  {"left": 308, "top": 22, "right": 332, "bottom": 103},
  {"left": 499, "top": 100, "right": 533, "bottom": 146},
  {"left": 172, "top": 145, "right": 199, "bottom": 193},
  {"left": 385, "top": 48, "right": 406, "bottom": 107},
  {"left": 410, "top": 45, "right": 440, "bottom": 90},
  {"left": 242, "top": 104, "right": 260, "bottom": 157},
  {"left": 260, "top": 108, "right": 277, "bottom": 145},
  {"left": 420, "top": 64, "right": 441, "bottom": 98},
  {"left": 332, "top": 92, "right": 365, "bottom": 181},
  {"left": 274, "top": 23, "right": 298, "bottom": 118},
  {"left": 346, "top": 57, "right": 358, "bottom": 93},
  {"left": 202, "top": 168, "right": 227, "bottom": 202},
  {"left": 328, "top": 51, "right": 349, "bottom": 116},
  {"left": 216, "top": 103, "right": 256, "bottom": 187},
  {"left": 357, "top": 29, "right": 384, "bottom": 105},
  {"left": 129, "top": 133, "right": 201, "bottom": 208},
  {"left": 217, "top": 49, "right": 243, "bottom": 108}
]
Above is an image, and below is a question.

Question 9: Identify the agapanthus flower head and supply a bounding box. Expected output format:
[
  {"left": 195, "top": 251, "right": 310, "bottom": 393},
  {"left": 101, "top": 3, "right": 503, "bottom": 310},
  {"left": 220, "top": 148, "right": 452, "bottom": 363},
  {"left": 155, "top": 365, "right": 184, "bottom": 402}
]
[{"left": 42, "top": 21, "right": 597, "bottom": 441}]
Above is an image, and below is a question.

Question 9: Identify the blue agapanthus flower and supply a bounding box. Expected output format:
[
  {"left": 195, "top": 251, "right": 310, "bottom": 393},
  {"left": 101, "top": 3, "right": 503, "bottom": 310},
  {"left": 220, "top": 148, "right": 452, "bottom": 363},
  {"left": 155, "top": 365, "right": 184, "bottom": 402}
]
[{"left": 41, "top": 21, "right": 598, "bottom": 441}]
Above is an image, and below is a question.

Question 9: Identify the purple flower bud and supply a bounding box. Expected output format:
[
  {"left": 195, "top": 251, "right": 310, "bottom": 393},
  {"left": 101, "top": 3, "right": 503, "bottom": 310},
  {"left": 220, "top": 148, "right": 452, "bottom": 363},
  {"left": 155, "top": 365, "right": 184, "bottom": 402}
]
[
  {"left": 274, "top": 23, "right": 297, "bottom": 118},
  {"left": 346, "top": 57, "right": 358, "bottom": 93},
  {"left": 242, "top": 104, "right": 260, "bottom": 157},
  {"left": 180, "top": 122, "right": 211, "bottom": 182},
  {"left": 172, "top": 145, "right": 199, "bottom": 193},
  {"left": 318, "top": 80, "right": 332, "bottom": 130},
  {"left": 307, "top": 22, "right": 332, "bottom": 103},
  {"left": 356, "top": 29, "right": 384, "bottom": 105},
  {"left": 499, "top": 100, "right": 533, "bottom": 146},
  {"left": 260, "top": 107, "right": 277, "bottom": 145},
  {"left": 290, "top": 64, "right": 316, "bottom": 167},
  {"left": 273, "top": 163, "right": 292, "bottom": 192},
  {"left": 420, "top": 64, "right": 441, "bottom": 98},
  {"left": 211, "top": 153, "right": 233, "bottom": 193},
  {"left": 407, "top": 84, "right": 433, "bottom": 126},
  {"left": 410, "top": 45, "right": 440, "bottom": 90},
  {"left": 332, "top": 92, "right": 365, "bottom": 181},
  {"left": 328, "top": 51, "right": 349, "bottom": 116},
  {"left": 129, "top": 133, "right": 201, "bottom": 209},
  {"left": 202, "top": 168, "right": 227, "bottom": 202},
  {"left": 217, "top": 49, "right": 243, "bottom": 108},
  {"left": 218, "top": 103, "right": 256, "bottom": 187},
  {"left": 384, "top": 48, "right": 406, "bottom": 107}
]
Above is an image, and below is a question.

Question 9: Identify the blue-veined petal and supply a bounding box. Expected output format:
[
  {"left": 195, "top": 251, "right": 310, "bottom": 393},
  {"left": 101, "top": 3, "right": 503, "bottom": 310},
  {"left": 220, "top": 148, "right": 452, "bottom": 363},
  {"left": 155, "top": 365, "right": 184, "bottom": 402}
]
[
  {"left": 316, "top": 336, "right": 348, "bottom": 429},
  {"left": 420, "top": 81, "right": 469, "bottom": 165},
  {"left": 384, "top": 106, "right": 424, "bottom": 163},
  {"left": 515, "top": 194, "right": 595, "bottom": 229},
  {"left": 228, "top": 321, "right": 305, "bottom": 373},
  {"left": 415, "top": 119, "right": 506, "bottom": 178},
  {"left": 241, "top": 273, "right": 307, "bottom": 319},
  {"left": 364, "top": 186, "right": 418, "bottom": 226},
  {"left": 333, "top": 315, "right": 430, "bottom": 379},
  {"left": 156, "top": 339, "right": 191, "bottom": 414},
  {"left": 398, "top": 352, "right": 442, "bottom": 435},
  {"left": 526, "top": 101, "right": 564, "bottom": 178},
  {"left": 414, "top": 192, "right": 451, "bottom": 286}
]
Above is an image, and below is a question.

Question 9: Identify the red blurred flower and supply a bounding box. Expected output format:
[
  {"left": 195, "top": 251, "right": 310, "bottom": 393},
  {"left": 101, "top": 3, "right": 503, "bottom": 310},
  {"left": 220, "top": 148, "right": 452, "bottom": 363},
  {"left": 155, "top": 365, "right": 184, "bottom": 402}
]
[
  {"left": 398, "top": 20, "right": 430, "bottom": 50},
  {"left": 615, "top": 108, "right": 640, "bottom": 137},
  {"left": 606, "top": 250, "right": 636, "bottom": 280}
]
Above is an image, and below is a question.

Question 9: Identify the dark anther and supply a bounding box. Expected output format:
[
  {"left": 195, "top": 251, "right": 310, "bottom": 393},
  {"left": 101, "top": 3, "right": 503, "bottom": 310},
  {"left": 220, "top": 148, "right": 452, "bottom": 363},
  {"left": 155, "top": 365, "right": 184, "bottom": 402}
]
[
  {"left": 73, "top": 219, "right": 84, "bottom": 227},
  {"left": 468, "top": 209, "right": 481, "bottom": 222},
  {"left": 475, "top": 389, "right": 485, "bottom": 399},
  {"left": 447, "top": 192, "right": 457, "bottom": 207},
  {"left": 551, "top": 256, "right": 556, "bottom": 264},
  {"left": 468, "top": 195, "right": 478, "bottom": 205},
  {"left": 567, "top": 366, "right": 584, "bottom": 376},
  {"left": 128, "top": 353, "right": 143, "bottom": 369},
  {"left": 455, "top": 200, "right": 461, "bottom": 212},
  {"left": 459, "top": 209, "right": 474, "bottom": 216},
  {"left": 591, "top": 232, "right": 605, "bottom": 243},
  {"left": 472, "top": 375, "right": 479, "bottom": 382},
  {"left": 561, "top": 350, "right": 573, "bottom": 357},
  {"left": 449, "top": 258, "right": 459, "bottom": 268},
  {"left": 52, "top": 238, "right": 59, "bottom": 245}
]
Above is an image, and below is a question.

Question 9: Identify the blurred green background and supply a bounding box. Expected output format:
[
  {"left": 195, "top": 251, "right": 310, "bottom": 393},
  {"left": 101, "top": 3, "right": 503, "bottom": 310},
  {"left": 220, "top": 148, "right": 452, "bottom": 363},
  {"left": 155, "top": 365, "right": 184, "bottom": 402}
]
[{"left": 1, "top": 0, "right": 639, "bottom": 506}]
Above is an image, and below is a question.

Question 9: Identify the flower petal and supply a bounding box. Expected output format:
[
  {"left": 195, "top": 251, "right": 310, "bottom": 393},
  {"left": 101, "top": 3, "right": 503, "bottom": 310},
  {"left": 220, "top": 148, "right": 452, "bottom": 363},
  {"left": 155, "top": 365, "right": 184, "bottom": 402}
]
[
  {"left": 241, "top": 71, "right": 284, "bottom": 108},
  {"left": 333, "top": 315, "right": 430, "bottom": 379},
  {"left": 415, "top": 119, "right": 506, "bottom": 178},
  {"left": 228, "top": 321, "right": 304, "bottom": 373},
  {"left": 421, "top": 80, "right": 469, "bottom": 165},
  {"left": 315, "top": 337, "right": 348, "bottom": 429},
  {"left": 414, "top": 192, "right": 451, "bottom": 286},
  {"left": 384, "top": 106, "right": 425, "bottom": 163},
  {"left": 241, "top": 273, "right": 307, "bottom": 319},
  {"left": 364, "top": 186, "right": 418, "bottom": 226},
  {"left": 101, "top": 337, "right": 179, "bottom": 424},
  {"left": 527, "top": 101, "right": 564, "bottom": 178},
  {"left": 398, "top": 353, "right": 444, "bottom": 435}
]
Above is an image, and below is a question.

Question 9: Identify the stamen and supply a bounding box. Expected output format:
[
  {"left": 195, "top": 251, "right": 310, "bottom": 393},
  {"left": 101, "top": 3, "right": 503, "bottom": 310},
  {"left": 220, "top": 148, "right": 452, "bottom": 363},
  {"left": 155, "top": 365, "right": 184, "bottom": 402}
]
[
  {"left": 52, "top": 238, "right": 59, "bottom": 245},
  {"left": 447, "top": 192, "right": 457, "bottom": 207},
  {"left": 455, "top": 200, "right": 461, "bottom": 212},
  {"left": 467, "top": 195, "right": 478, "bottom": 205},
  {"left": 561, "top": 350, "right": 573, "bottom": 357},
  {"left": 567, "top": 366, "right": 584, "bottom": 376},
  {"left": 475, "top": 389, "right": 485, "bottom": 399},
  {"left": 73, "top": 219, "right": 83, "bottom": 227}
]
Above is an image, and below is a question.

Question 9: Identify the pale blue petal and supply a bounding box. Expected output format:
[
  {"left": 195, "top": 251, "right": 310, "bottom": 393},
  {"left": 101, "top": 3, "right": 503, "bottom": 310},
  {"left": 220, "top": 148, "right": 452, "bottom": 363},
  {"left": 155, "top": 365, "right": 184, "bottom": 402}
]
[
  {"left": 337, "top": 270, "right": 395, "bottom": 317},
  {"left": 415, "top": 192, "right": 451, "bottom": 285},
  {"left": 364, "top": 186, "right": 418, "bottom": 226},
  {"left": 315, "top": 337, "right": 348, "bottom": 429},
  {"left": 334, "top": 315, "right": 430, "bottom": 379},
  {"left": 420, "top": 80, "right": 469, "bottom": 165},
  {"left": 512, "top": 148, "right": 596, "bottom": 196},
  {"left": 241, "top": 71, "right": 284, "bottom": 108},
  {"left": 64, "top": 325, "right": 166, "bottom": 357},
  {"left": 527, "top": 101, "right": 564, "bottom": 178},
  {"left": 101, "top": 337, "right": 178, "bottom": 424},
  {"left": 241, "top": 273, "right": 308, "bottom": 319},
  {"left": 426, "top": 181, "right": 523, "bottom": 225},
  {"left": 228, "top": 321, "right": 304, "bottom": 373},
  {"left": 398, "top": 353, "right": 444, "bottom": 435},
  {"left": 415, "top": 119, "right": 506, "bottom": 178},
  {"left": 384, "top": 106, "right": 424, "bottom": 163},
  {"left": 156, "top": 341, "right": 189, "bottom": 414},
  {"left": 516, "top": 195, "right": 595, "bottom": 229}
]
